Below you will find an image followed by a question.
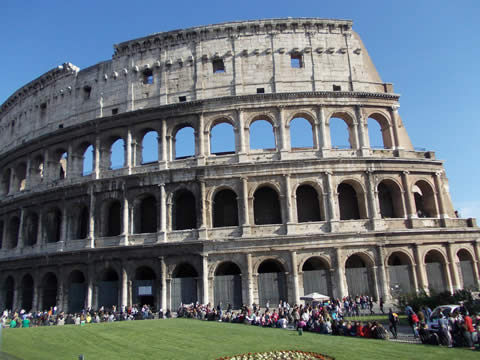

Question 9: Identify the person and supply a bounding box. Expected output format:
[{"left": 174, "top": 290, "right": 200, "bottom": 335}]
[
  {"left": 462, "top": 312, "right": 475, "bottom": 349},
  {"left": 9, "top": 317, "right": 17, "bottom": 328},
  {"left": 388, "top": 309, "right": 399, "bottom": 339},
  {"left": 22, "top": 316, "right": 30, "bottom": 328},
  {"left": 379, "top": 297, "right": 384, "bottom": 314}
]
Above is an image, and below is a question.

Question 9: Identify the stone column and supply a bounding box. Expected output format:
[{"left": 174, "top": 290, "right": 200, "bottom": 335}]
[
  {"left": 390, "top": 105, "right": 402, "bottom": 149},
  {"left": 61, "top": 202, "right": 67, "bottom": 245},
  {"left": 350, "top": 120, "right": 360, "bottom": 150},
  {"left": 434, "top": 172, "right": 448, "bottom": 219},
  {"left": 160, "top": 257, "right": 167, "bottom": 311},
  {"left": 237, "top": 109, "right": 246, "bottom": 155},
  {"left": 94, "top": 135, "right": 101, "bottom": 179},
  {"left": 334, "top": 248, "right": 347, "bottom": 299},
  {"left": 413, "top": 245, "right": 427, "bottom": 292},
  {"left": 86, "top": 265, "right": 94, "bottom": 309},
  {"left": 473, "top": 241, "right": 480, "bottom": 289},
  {"left": 366, "top": 171, "right": 379, "bottom": 220},
  {"left": 371, "top": 266, "right": 380, "bottom": 301},
  {"left": 24, "top": 156, "right": 32, "bottom": 189},
  {"left": 88, "top": 185, "right": 95, "bottom": 247},
  {"left": 290, "top": 251, "right": 300, "bottom": 305},
  {"left": 401, "top": 171, "right": 416, "bottom": 219},
  {"left": 57, "top": 271, "right": 64, "bottom": 311},
  {"left": 325, "top": 171, "right": 338, "bottom": 231},
  {"left": 355, "top": 106, "right": 369, "bottom": 151},
  {"left": 17, "top": 208, "right": 25, "bottom": 250},
  {"left": 284, "top": 175, "right": 293, "bottom": 224},
  {"left": 376, "top": 246, "right": 389, "bottom": 300},
  {"left": 246, "top": 253, "right": 254, "bottom": 307},
  {"left": 121, "top": 264, "right": 128, "bottom": 308},
  {"left": 126, "top": 128, "right": 133, "bottom": 174},
  {"left": 277, "top": 106, "right": 290, "bottom": 158},
  {"left": 159, "top": 183, "right": 167, "bottom": 242},
  {"left": 199, "top": 180, "right": 208, "bottom": 240},
  {"left": 447, "top": 242, "right": 461, "bottom": 291},
  {"left": 317, "top": 106, "right": 328, "bottom": 150},
  {"left": 202, "top": 254, "right": 209, "bottom": 305},
  {"left": 241, "top": 177, "right": 250, "bottom": 236},
  {"left": 43, "top": 149, "right": 50, "bottom": 182},
  {"left": 12, "top": 283, "right": 19, "bottom": 310},
  {"left": 160, "top": 120, "right": 168, "bottom": 166},
  {"left": 197, "top": 113, "right": 205, "bottom": 165},
  {"left": 410, "top": 263, "right": 419, "bottom": 293}
]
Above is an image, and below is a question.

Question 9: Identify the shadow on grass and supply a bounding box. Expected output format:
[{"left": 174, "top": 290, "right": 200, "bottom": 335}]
[{"left": 0, "top": 352, "right": 23, "bottom": 360}]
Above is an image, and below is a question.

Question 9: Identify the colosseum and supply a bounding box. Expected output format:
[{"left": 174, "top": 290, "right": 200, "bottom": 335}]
[{"left": 0, "top": 18, "right": 479, "bottom": 313}]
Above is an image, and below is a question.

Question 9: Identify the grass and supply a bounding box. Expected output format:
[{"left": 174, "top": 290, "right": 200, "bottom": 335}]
[{"left": 1, "top": 319, "right": 478, "bottom": 360}]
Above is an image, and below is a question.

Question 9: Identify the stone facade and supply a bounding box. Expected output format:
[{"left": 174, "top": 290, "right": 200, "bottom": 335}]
[{"left": 0, "top": 18, "right": 479, "bottom": 313}]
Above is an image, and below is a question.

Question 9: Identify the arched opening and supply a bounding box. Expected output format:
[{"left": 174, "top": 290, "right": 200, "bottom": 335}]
[
  {"left": 249, "top": 119, "right": 275, "bottom": 150},
  {"left": 345, "top": 254, "right": 374, "bottom": 296},
  {"left": 0, "top": 221, "right": 4, "bottom": 249},
  {"left": 106, "top": 200, "right": 122, "bottom": 236},
  {"left": 171, "top": 263, "right": 198, "bottom": 309},
  {"left": 24, "top": 212, "right": 39, "bottom": 246},
  {"left": 98, "top": 268, "right": 119, "bottom": 308},
  {"left": 290, "top": 117, "right": 314, "bottom": 149},
  {"left": 457, "top": 249, "right": 476, "bottom": 289},
  {"left": 338, "top": 183, "right": 361, "bottom": 220},
  {"left": 14, "top": 163, "right": 27, "bottom": 191},
  {"left": 21, "top": 274, "right": 34, "bottom": 311},
  {"left": 214, "top": 262, "right": 242, "bottom": 309},
  {"left": 134, "top": 195, "right": 157, "bottom": 234},
  {"left": 82, "top": 144, "right": 94, "bottom": 176},
  {"left": 302, "top": 257, "right": 331, "bottom": 297},
  {"left": 174, "top": 126, "right": 195, "bottom": 159},
  {"left": 68, "top": 270, "right": 86, "bottom": 313},
  {"left": 257, "top": 259, "right": 287, "bottom": 307},
  {"left": 32, "top": 155, "right": 44, "bottom": 185},
  {"left": 133, "top": 266, "right": 156, "bottom": 306},
  {"left": 77, "top": 206, "right": 89, "bottom": 239},
  {"left": 378, "top": 180, "right": 404, "bottom": 218},
  {"left": 1, "top": 169, "right": 11, "bottom": 195},
  {"left": 367, "top": 114, "right": 393, "bottom": 149},
  {"left": 142, "top": 131, "right": 159, "bottom": 164},
  {"left": 41, "top": 272, "right": 58, "bottom": 311},
  {"left": 213, "top": 189, "right": 238, "bottom": 227},
  {"left": 425, "top": 250, "right": 448, "bottom": 292},
  {"left": 413, "top": 181, "right": 437, "bottom": 218},
  {"left": 329, "top": 117, "right": 352, "bottom": 149},
  {"left": 253, "top": 186, "right": 281, "bottom": 225},
  {"left": 45, "top": 208, "right": 62, "bottom": 243},
  {"left": 58, "top": 151, "right": 68, "bottom": 179},
  {"left": 110, "top": 138, "right": 125, "bottom": 169},
  {"left": 8, "top": 216, "right": 20, "bottom": 249},
  {"left": 173, "top": 190, "right": 197, "bottom": 230},
  {"left": 296, "top": 185, "right": 322, "bottom": 222},
  {"left": 210, "top": 122, "right": 235, "bottom": 155},
  {"left": 387, "top": 252, "right": 414, "bottom": 295},
  {"left": 4, "top": 276, "right": 14, "bottom": 310}
]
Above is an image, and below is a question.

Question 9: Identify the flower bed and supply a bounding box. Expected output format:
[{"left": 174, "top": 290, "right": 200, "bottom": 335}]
[{"left": 216, "top": 350, "right": 334, "bottom": 360}]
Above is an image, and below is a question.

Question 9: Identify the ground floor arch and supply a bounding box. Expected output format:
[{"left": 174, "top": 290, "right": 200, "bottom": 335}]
[
  {"left": 3, "top": 276, "right": 14, "bottom": 310},
  {"left": 21, "top": 275, "right": 34, "bottom": 311},
  {"left": 387, "top": 252, "right": 414, "bottom": 296},
  {"left": 213, "top": 261, "right": 242, "bottom": 309},
  {"left": 257, "top": 259, "right": 287, "bottom": 307},
  {"left": 302, "top": 257, "right": 332, "bottom": 297},
  {"left": 457, "top": 249, "right": 476, "bottom": 289},
  {"left": 425, "top": 250, "right": 448, "bottom": 292},
  {"left": 41, "top": 272, "right": 58, "bottom": 311},
  {"left": 133, "top": 266, "right": 156, "bottom": 306},
  {"left": 68, "top": 270, "right": 86, "bottom": 313},
  {"left": 98, "top": 268, "right": 119, "bottom": 308},
  {"left": 171, "top": 263, "right": 198, "bottom": 310},
  {"left": 345, "top": 254, "right": 375, "bottom": 297}
]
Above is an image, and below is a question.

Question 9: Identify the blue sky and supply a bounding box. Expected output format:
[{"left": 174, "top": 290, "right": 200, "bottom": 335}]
[{"left": 1, "top": 0, "right": 479, "bottom": 219}]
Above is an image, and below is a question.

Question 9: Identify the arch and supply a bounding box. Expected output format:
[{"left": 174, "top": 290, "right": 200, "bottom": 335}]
[
  {"left": 424, "top": 249, "right": 448, "bottom": 292},
  {"left": 21, "top": 274, "right": 34, "bottom": 311},
  {"left": 257, "top": 259, "right": 287, "bottom": 307},
  {"left": 210, "top": 122, "right": 235, "bottom": 155},
  {"left": 338, "top": 182, "right": 364, "bottom": 220},
  {"left": 213, "top": 189, "right": 239, "bottom": 227},
  {"left": 98, "top": 268, "right": 119, "bottom": 308},
  {"left": 329, "top": 112, "right": 355, "bottom": 149},
  {"left": 142, "top": 130, "right": 159, "bottom": 163},
  {"left": 133, "top": 266, "right": 156, "bottom": 306},
  {"left": 32, "top": 155, "right": 44, "bottom": 184},
  {"left": 387, "top": 251, "right": 414, "bottom": 295},
  {"left": 82, "top": 144, "right": 94, "bottom": 176},
  {"left": 171, "top": 263, "right": 198, "bottom": 309},
  {"left": 41, "top": 272, "right": 58, "bottom": 311},
  {"left": 366, "top": 112, "right": 393, "bottom": 149},
  {"left": 45, "top": 207, "right": 62, "bottom": 243},
  {"left": 249, "top": 119, "right": 276, "bottom": 150},
  {"left": 413, "top": 180, "right": 437, "bottom": 218},
  {"left": 378, "top": 179, "right": 404, "bottom": 218},
  {"left": 173, "top": 189, "right": 197, "bottom": 230},
  {"left": 302, "top": 257, "right": 332, "bottom": 297},
  {"left": 134, "top": 195, "right": 157, "bottom": 234},
  {"left": 24, "top": 212, "right": 39, "bottom": 246},
  {"left": 214, "top": 261, "right": 242, "bottom": 309},
  {"left": 1, "top": 168, "right": 11, "bottom": 195},
  {"left": 56, "top": 150, "right": 68, "bottom": 179},
  {"left": 77, "top": 205, "right": 89, "bottom": 239},
  {"left": 110, "top": 138, "right": 125, "bottom": 169},
  {"left": 68, "top": 270, "right": 86, "bottom": 313},
  {"left": 345, "top": 253, "right": 375, "bottom": 296},
  {"left": 253, "top": 186, "right": 282, "bottom": 225},
  {"left": 3, "top": 276, "right": 14, "bottom": 310},
  {"left": 105, "top": 200, "right": 122, "bottom": 236},
  {"left": 290, "top": 117, "right": 314, "bottom": 149},
  {"left": 7, "top": 216, "right": 20, "bottom": 249},
  {"left": 14, "top": 163, "right": 27, "bottom": 191},
  {"left": 296, "top": 184, "right": 323, "bottom": 222},
  {"left": 456, "top": 249, "right": 476, "bottom": 289},
  {"left": 174, "top": 126, "right": 195, "bottom": 159}
]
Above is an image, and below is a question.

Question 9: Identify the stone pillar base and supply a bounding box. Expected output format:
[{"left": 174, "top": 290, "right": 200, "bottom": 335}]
[{"left": 198, "top": 228, "right": 208, "bottom": 240}]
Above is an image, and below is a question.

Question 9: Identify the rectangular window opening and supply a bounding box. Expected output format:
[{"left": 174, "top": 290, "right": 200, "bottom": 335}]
[
  {"left": 212, "top": 59, "right": 225, "bottom": 73},
  {"left": 290, "top": 54, "right": 303, "bottom": 68},
  {"left": 83, "top": 85, "right": 92, "bottom": 100},
  {"left": 333, "top": 85, "right": 341, "bottom": 91},
  {"left": 58, "top": 124, "right": 64, "bottom": 129},
  {"left": 143, "top": 69, "right": 153, "bottom": 84},
  {"left": 256, "top": 88, "right": 265, "bottom": 94},
  {"left": 112, "top": 108, "right": 118, "bottom": 115},
  {"left": 179, "top": 96, "right": 187, "bottom": 102}
]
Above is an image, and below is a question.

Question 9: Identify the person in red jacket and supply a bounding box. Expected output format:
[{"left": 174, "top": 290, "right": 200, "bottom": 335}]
[
  {"left": 356, "top": 321, "right": 365, "bottom": 337},
  {"left": 463, "top": 313, "right": 475, "bottom": 349}
]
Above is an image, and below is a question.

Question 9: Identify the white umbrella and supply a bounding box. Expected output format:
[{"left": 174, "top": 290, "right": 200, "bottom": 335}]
[{"left": 300, "top": 292, "right": 330, "bottom": 302}]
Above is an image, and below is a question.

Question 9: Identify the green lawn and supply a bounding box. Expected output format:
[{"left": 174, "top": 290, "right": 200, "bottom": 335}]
[{"left": 1, "top": 319, "right": 477, "bottom": 360}]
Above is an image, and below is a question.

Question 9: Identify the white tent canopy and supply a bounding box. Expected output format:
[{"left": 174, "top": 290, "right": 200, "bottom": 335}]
[{"left": 300, "top": 292, "right": 330, "bottom": 302}]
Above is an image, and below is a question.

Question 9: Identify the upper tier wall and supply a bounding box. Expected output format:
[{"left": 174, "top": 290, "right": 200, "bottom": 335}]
[{"left": 0, "top": 18, "right": 390, "bottom": 155}]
